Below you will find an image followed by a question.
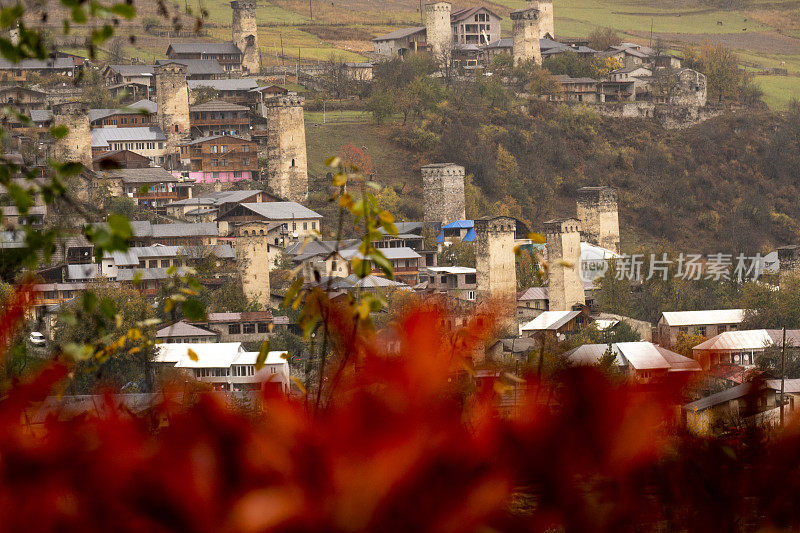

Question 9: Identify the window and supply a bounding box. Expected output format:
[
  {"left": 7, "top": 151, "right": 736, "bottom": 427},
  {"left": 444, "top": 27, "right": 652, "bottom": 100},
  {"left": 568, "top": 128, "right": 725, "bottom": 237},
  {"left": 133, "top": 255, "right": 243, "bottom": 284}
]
[
  {"left": 228, "top": 324, "right": 241, "bottom": 334},
  {"left": 243, "top": 323, "right": 255, "bottom": 334},
  {"left": 467, "top": 291, "right": 475, "bottom": 300},
  {"left": 257, "top": 323, "right": 269, "bottom": 333},
  {"left": 242, "top": 158, "right": 249, "bottom": 166},
  {"left": 312, "top": 221, "right": 317, "bottom": 229},
  {"left": 211, "top": 159, "right": 218, "bottom": 167},
  {"left": 292, "top": 222, "right": 297, "bottom": 230},
  {"left": 291, "top": 158, "right": 295, "bottom": 167},
  {"left": 303, "top": 222, "right": 307, "bottom": 230},
  {"left": 242, "top": 145, "right": 249, "bottom": 152},
  {"left": 696, "top": 326, "right": 706, "bottom": 337}
]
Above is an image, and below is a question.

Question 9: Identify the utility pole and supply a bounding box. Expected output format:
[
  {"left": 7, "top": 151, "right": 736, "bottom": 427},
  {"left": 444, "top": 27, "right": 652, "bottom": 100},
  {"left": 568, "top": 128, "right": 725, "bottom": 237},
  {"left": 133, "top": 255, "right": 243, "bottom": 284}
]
[
  {"left": 781, "top": 326, "right": 787, "bottom": 427},
  {"left": 419, "top": 0, "right": 423, "bottom": 24},
  {"left": 649, "top": 18, "right": 654, "bottom": 48},
  {"left": 309, "top": 0, "right": 313, "bottom": 21},
  {"left": 280, "top": 33, "right": 285, "bottom": 66}
]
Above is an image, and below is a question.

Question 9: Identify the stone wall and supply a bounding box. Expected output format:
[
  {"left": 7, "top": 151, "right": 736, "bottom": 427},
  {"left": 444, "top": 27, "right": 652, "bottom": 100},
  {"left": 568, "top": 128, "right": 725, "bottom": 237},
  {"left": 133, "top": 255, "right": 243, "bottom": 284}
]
[
  {"left": 155, "top": 62, "right": 190, "bottom": 169},
  {"left": 545, "top": 218, "right": 585, "bottom": 311},
  {"left": 778, "top": 245, "right": 800, "bottom": 290},
  {"left": 587, "top": 101, "right": 726, "bottom": 129},
  {"left": 231, "top": 0, "right": 260, "bottom": 75},
  {"left": 236, "top": 234, "right": 271, "bottom": 309},
  {"left": 421, "top": 163, "right": 465, "bottom": 227},
  {"left": 425, "top": 1, "right": 451, "bottom": 63},
  {"left": 475, "top": 216, "right": 517, "bottom": 333},
  {"left": 262, "top": 95, "right": 308, "bottom": 202},
  {"left": 51, "top": 101, "right": 91, "bottom": 168},
  {"left": 527, "top": 0, "right": 554, "bottom": 38},
  {"left": 673, "top": 69, "right": 707, "bottom": 107},
  {"left": 510, "top": 8, "right": 542, "bottom": 66},
  {"left": 576, "top": 186, "right": 620, "bottom": 253}
]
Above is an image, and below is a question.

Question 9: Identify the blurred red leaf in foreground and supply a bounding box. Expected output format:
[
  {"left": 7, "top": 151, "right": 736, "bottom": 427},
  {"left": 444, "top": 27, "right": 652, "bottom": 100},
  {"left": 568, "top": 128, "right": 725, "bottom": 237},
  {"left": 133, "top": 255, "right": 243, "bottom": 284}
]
[{"left": 0, "top": 298, "right": 799, "bottom": 532}]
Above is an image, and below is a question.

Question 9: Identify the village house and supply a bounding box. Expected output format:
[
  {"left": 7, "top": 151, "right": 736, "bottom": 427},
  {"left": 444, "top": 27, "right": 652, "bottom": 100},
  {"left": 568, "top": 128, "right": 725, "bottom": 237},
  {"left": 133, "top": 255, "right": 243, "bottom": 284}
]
[
  {"left": 682, "top": 380, "right": 796, "bottom": 436},
  {"left": 691, "top": 329, "right": 800, "bottom": 370},
  {"left": 188, "top": 79, "right": 259, "bottom": 106},
  {"left": 101, "top": 167, "right": 193, "bottom": 212},
  {"left": 100, "top": 244, "right": 235, "bottom": 279},
  {"left": 520, "top": 308, "right": 593, "bottom": 339},
  {"left": 91, "top": 126, "right": 167, "bottom": 166},
  {"left": 552, "top": 75, "right": 599, "bottom": 103},
  {"left": 0, "top": 57, "right": 76, "bottom": 81},
  {"left": 0, "top": 86, "right": 47, "bottom": 115},
  {"left": 129, "top": 221, "right": 220, "bottom": 247},
  {"left": 189, "top": 100, "right": 250, "bottom": 138},
  {"left": 419, "top": 266, "right": 477, "bottom": 301},
  {"left": 155, "top": 321, "right": 219, "bottom": 344},
  {"left": 155, "top": 59, "right": 225, "bottom": 80},
  {"left": 164, "top": 189, "right": 275, "bottom": 221},
  {"left": 92, "top": 150, "right": 151, "bottom": 170},
  {"left": 563, "top": 341, "right": 701, "bottom": 383},
  {"left": 306, "top": 274, "right": 411, "bottom": 299},
  {"left": 217, "top": 202, "right": 322, "bottom": 241},
  {"left": 90, "top": 100, "right": 157, "bottom": 128},
  {"left": 178, "top": 135, "right": 258, "bottom": 183},
  {"left": 155, "top": 342, "right": 290, "bottom": 393},
  {"left": 190, "top": 311, "right": 286, "bottom": 344},
  {"left": 654, "top": 309, "right": 745, "bottom": 349},
  {"left": 288, "top": 239, "right": 358, "bottom": 281},
  {"left": 166, "top": 42, "right": 244, "bottom": 71},
  {"left": 340, "top": 247, "right": 425, "bottom": 286}
]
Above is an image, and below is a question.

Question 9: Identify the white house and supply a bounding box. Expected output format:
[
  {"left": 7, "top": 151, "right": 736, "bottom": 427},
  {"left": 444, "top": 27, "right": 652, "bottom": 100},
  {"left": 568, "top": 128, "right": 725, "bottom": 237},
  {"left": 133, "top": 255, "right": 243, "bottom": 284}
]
[{"left": 155, "top": 342, "right": 290, "bottom": 394}]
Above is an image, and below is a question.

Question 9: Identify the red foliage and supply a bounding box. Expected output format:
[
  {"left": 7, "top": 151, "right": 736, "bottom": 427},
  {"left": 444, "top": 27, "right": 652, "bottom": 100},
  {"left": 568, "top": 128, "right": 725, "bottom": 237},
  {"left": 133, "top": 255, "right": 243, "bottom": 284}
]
[
  {"left": 1, "top": 300, "right": 800, "bottom": 532},
  {"left": 338, "top": 143, "right": 374, "bottom": 177}
]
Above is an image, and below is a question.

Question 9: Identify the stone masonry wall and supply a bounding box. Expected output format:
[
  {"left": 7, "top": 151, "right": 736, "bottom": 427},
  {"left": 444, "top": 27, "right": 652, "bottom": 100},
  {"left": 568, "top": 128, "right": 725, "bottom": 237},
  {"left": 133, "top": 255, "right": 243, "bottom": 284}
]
[
  {"left": 527, "top": 0, "right": 554, "bottom": 38},
  {"left": 52, "top": 101, "right": 92, "bottom": 168},
  {"left": 511, "top": 8, "right": 542, "bottom": 66},
  {"left": 155, "top": 62, "right": 190, "bottom": 168},
  {"left": 421, "top": 163, "right": 465, "bottom": 227},
  {"left": 236, "top": 234, "right": 271, "bottom": 309},
  {"left": 576, "top": 186, "right": 620, "bottom": 253},
  {"left": 263, "top": 95, "right": 308, "bottom": 202},
  {"left": 476, "top": 216, "right": 517, "bottom": 333},
  {"left": 425, "top": 1, "right": 451, "bottom": 63},
  {"left": 778, "top": 245, "right": 800, "bottom": 290},
  {"left": 231, "top": 0, "right": 260, "bottom": 75},
  {"left": 545, "top": 218, "right": 585, "bottom": 311}
]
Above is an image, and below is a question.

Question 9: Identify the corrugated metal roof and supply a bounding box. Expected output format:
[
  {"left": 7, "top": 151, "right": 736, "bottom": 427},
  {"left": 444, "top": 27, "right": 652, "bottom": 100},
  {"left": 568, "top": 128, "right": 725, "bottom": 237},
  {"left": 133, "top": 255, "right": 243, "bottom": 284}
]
[
  {"left": 425, "top": 266, "right": 476, "bottom": 275},
  {"left": 91, "top": 126, "right": 166, "bottom": 148},
  {"left": 238, "top": 201, "right": 322, "bottom": 220},
  {"left": 765, "top": 379, "right": 800, "bottom": 394},
  {"left": 521, "top": 311, "right": 581, "bottom": 331},
  {"left": 168, "top": 41, "right": 241, "bottom": 55},
  {"left": 683, "top": 381, "right": 758, "bottom": 412},
  {"left": 189, "top": 99, "right": 248, "bottom": 112},
  {"left": 156, "top": 321, "right": 217, "bottom": 338},
  {"left": 372, "top": 26, "right": 425, "bottom": 42},
  {"left": 0, "top": 57, "right": 74, "bottom": 70},
  {"left": 129, "top": 221, "right": 218, "bottom": 238},
  {"left": 615, "top": 342, "right": 672, "bottom": 370},
  {"left": 181, "top": 134, "right": 250, "bottom": 146},
  {"left": 188, "top": 78, "right": 259, "bottom": 91},
  {"left": 563, "top": 343, "right": 622, "bottom": 366},
  {"left": 661, "top": 309, "right": 745, "bottom": 327},
  {"left": 156, "top": 58, "right": 224, "bottom": 75},
  {"left": 340, "top": 247, "right": 421, "bottom": 261},
  {"left": 105, "top": 167, "right": 178, "bottom": 184},
  {"left": 518, "top": 287, "right": 548, "bottom": 301},
  {"left": 692, "top": 329, "right": 800, "bottom": 352},
  {"left": 66, "top": 263, "right": 99, "bottom": 281},
  {"left": 109, "top": 244, "right": 234, "bottom": 266},
  {"left": 30, "top": 109, "right": 52, "bottom": 122}
]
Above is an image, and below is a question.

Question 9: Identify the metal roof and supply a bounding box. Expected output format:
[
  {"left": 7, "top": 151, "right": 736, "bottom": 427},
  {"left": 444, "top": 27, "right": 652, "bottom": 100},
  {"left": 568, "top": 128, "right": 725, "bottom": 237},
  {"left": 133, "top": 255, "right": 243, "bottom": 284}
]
[
  {"left": 189, "top": 99, "right": 249, "bottom": 112},
  {"left": 615, "top": 342, "right": 673, "bottom": 370},
  {"left": 765, "top": 379, "right": 800, "bottom": 394},
  {"left": 340, "top": 247, "right": 421, "bottom": 261},
  {"left": 167, "top": 41, "right": 242, "bottom": 55},
  {"left": 181, "top": 134, "right": 251, "bottom": 146},
  {"left": 425, "top": 266, "right": 476, "bottom": 275},
  {"left": 238, "top": 201, "right": 322, "bottom": 220},
  {"left": 442, "top": 219, "right": 474, "bottom": 229},
  {"left": 0, "top": 57, "right": 74, "bottom": 70},
  {"left": 129, "top": 221, "right": 218, "bottom": 238},
  {"left": 683, "top": 381, "right": 758, "bottom": 412},
  {"left": 91, "top": 126, "right": 166, "bottom": 148},
  {"left": 188, "top": 78, "right": 259, "bottom": 91},
  {"left": 116, "top": 267, "right": 190, "bottom": 281},
  {"left": 156, "top": 321, "right": 217, "bottom": 338},
  {"left": 563, "top": 343, "right": 623, "bottom": 367},
  {"left": 372, "top": 26, "right": 425, "bottom": 42},
  {"left": 108, "top": 244, "right": 234, "bottom": 266},
  {"left": 518, "top": 287, "right": 548, "bottom": 301},
  {"left": 155, "top": 58, "right": 225, "bottom": 76},
  {"left": 661, "top": 309, "right": 745, "bottom": 327},
  {"left": 563, "top": 342, "right": 696, "bottom": 371},
  {"left": 30, "top": 109, "right": 53, "bottom": 122},
  {"left": 521, "top": 311, "right": 582, "bottom": 332},
  {"left": 692, "top": 329, "right": 800, "bottom": 352},
  {"left": 106, "top": 64, "right": 154, "bottom": 77},
  {"left": 104, "top": 167, "right": 178, "bottom": 184},
  {"left": 66, "top": 263, "right": 99, "bottom": 281}
]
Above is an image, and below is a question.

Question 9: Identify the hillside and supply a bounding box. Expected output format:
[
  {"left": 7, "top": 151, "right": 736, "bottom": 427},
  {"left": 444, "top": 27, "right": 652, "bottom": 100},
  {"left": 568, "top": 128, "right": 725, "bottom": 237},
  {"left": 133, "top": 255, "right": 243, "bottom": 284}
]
[{"left": 303, "top": 101, "right": 800, "bottom": 255}]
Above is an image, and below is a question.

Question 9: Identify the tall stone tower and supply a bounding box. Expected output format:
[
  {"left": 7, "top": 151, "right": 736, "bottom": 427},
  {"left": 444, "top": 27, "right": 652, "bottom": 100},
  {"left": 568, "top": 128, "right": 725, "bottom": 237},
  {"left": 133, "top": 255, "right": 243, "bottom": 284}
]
[
  {"left": 545, "top": 218, "right": 585, "bottom": 311},
  {"left": 576, "top": 186, "right": 620, "bottom": 253},
  {"left": 476, "top": 217, "right": 517, "bottom": 332},
  {"left": 263, "top": 95, "right": 308, "bottom": 202},
  {"left": 51, "top": 102, "right": 91, "bottom": 168},
  {"left": 236, "top": 233, "right": 271, "bottom": 309},
  {"left": 155, "top": 62, "right": 190, "bottom": 169},
  {"left": 421, "top": 163, "right": 465, "bottom": 228},
  {"left": 510, "top": 7, "right": 542, "bottom": 66},
  {"left": 425, "top": 1, "right": 452, "bottom": 63},
  {"left": 231, "top": 0, "right": 260, "bottom": 75},
  {"left": 527, "top": 0, "right": 554, "bottom": 39}
]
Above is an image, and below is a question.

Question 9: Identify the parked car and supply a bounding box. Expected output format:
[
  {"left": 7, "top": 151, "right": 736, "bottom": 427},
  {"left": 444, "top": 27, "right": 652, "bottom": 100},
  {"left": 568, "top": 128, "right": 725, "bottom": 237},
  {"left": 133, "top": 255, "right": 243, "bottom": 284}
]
[{"left": 29, "top": 331, "right": 46, "bottom": 346}]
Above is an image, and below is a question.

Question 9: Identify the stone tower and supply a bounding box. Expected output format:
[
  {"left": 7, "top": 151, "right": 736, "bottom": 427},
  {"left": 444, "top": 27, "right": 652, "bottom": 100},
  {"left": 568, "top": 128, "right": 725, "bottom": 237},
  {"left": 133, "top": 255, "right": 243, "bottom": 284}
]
[
  {"left": 545, "top": 218, "right": 585, "bottom": 311},
  {"left": 425, "top": 1, "right": 452, "bottom": 63},
  {"left": 778, "top": 246, "right": 800, "bottom": 289},
  {"left": 155, "top": 62, "right": 190, "bottom": 169},
  {"left": 421, "top": 163, "right": 465, "bottom": 228},
  {"left": 236, "top": 232, "right": 271, "bottom": 309},
  {"left": 263, "top": 94, "right": 308, "bottom": 202},
  {"left": 527, "top": 0, "right": 554, "bottom": 39},
  {"left": 231, "top": 0, "right": 260, "bottom": 75},
  {"left": 51, "top": 102, "right": 91, "bottom": 168},
  {"left": 576, "top": 186, "right": 620, "bottom": 253},
  {"left": 510, "top": 7, "right": 542, "bottom": 66},
  {"left": 476, "top": 217, "right": 517, "bottom": 332}
]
